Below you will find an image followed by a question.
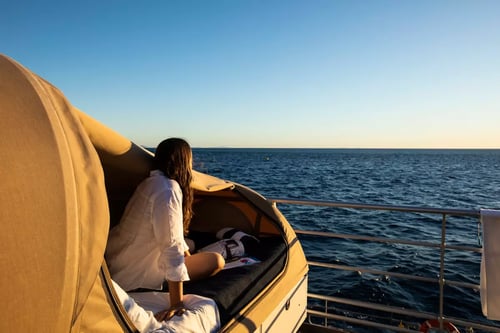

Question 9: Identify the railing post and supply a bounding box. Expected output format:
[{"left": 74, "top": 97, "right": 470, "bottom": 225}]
[
  {"left": 438, "top": 213, "right": 448, "bottom": 331},
  {"left": 324, "top": 299, "right": 328, "bottom": 327}
]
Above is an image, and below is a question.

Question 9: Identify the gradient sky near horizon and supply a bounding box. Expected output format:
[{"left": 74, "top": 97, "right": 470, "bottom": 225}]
[{"left": 2, "top": 1, "right": 499, "bottom": 148}]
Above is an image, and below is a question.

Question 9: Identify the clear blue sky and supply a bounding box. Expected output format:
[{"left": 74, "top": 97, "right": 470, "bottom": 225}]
[{"left": 2, "top": 1, "right": 499, "bottom": 148}]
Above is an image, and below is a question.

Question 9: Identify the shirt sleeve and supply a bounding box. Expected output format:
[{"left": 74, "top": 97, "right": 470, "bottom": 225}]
[{"left": 151, "top": 181, "right": 190, "bottom": 282}]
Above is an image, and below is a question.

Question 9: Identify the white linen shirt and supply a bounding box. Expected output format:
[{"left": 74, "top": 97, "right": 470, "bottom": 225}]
[{"left": 106, "top": 170, "right": 190, "bottom": 291}]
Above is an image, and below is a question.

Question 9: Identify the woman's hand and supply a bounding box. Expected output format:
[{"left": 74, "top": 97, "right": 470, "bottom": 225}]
[{"left": 154, "top": 302, "right": 186, "bottom": 321}]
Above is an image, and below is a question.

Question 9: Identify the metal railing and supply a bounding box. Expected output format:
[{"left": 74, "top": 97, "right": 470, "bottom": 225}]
[{"left": 269, "top": 198, "right": 500, "bottom": 333}]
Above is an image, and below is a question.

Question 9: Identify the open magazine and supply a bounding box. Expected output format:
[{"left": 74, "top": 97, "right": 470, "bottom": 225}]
[{"left": 223, "top": 257, "right": 261, "bottom": 270}]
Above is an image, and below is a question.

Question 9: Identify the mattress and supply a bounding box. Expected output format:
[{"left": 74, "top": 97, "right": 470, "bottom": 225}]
[{"left": 184, "top": 234, "right": 287, "bottom": 324}]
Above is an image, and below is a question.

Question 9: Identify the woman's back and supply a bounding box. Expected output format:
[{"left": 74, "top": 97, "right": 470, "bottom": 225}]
[{"left": 106, "top": 171, "right": 186, "bottom": 291}]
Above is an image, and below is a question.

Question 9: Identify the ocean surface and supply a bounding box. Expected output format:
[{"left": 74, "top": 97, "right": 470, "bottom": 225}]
[{"left": 191, "top": 148, "right": 500, "bottom": 332}]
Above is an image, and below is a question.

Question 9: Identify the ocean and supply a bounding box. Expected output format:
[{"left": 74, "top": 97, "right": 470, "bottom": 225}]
[{"left": 192, "top": 148, "right": 500, "bottom": 332}]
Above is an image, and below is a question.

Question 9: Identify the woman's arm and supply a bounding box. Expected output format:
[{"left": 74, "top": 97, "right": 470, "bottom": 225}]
[
  {"left": 168, "top": 280, "right": 183, "bottom": 307},
  {"left": 154, "top": 280, "right": 185, "bottom": 321},
  {"left": 152, "top": 182, "right": 190, "bottom": 283}
]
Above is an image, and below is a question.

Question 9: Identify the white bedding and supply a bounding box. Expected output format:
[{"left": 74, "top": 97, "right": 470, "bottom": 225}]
[{"left": 112, "top": 281, "right": 220, "bottom": 333}]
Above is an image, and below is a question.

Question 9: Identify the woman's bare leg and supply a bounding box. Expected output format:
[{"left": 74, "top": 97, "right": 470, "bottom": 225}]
[{"left": 185, "top": 252, "right": 225, "bottom": 281}]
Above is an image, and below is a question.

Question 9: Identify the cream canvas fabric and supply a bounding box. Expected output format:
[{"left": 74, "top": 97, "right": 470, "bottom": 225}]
[{"left": 0, "top": 54, "right": 131, "bottom": 332}]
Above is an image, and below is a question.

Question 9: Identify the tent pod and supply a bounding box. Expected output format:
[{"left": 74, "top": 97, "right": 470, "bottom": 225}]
[{"left": 0, "top": 54, "right": 308, "bottom": 332}]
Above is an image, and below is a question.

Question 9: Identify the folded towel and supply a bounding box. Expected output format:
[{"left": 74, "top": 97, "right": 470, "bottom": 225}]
[{"left": 480, "top": 209, "right": 500, "bottom": 320}]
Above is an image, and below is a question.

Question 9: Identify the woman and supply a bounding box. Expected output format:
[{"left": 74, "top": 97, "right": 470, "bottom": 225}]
[{"left": 106, "top": 138, "right": 225, "bottom": 320}]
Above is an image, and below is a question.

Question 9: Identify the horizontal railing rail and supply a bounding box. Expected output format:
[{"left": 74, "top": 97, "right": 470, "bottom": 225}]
[
  {"left": 268, "top": 198, "right": 481, "bottom": 217},
  {"left": 268, "top": 198, "right": 498, "bottom": 333}
]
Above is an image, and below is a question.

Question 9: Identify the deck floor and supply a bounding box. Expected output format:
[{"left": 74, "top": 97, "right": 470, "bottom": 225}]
[{"left": 299, "top": 323, "right": 351, "bottom": 333}]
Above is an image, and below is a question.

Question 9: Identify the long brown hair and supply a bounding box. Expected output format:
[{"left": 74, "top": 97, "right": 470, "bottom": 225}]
[{"left": 153, "top": 138, "right": 193, "bottom": 235}]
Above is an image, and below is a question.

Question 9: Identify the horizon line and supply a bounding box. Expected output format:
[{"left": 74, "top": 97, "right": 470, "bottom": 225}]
[{"left": 143, "top": 146, "right": 500, "bottom": 150}]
